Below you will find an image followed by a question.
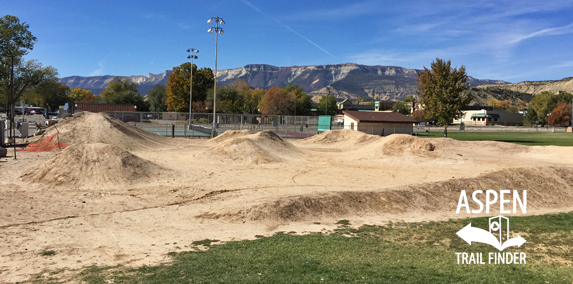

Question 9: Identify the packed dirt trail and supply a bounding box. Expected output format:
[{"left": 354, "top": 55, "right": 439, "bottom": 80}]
[{"left": 1, "top": 112, "right": 573, "bottom": 283}]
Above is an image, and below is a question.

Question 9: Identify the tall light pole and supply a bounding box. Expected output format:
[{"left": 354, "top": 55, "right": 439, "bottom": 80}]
[
  {"left": 208, "top": 16, "right": 225, "bottom": 138},
  {"left": 186, "top": 48, "right": 199, "bottom": 129}
]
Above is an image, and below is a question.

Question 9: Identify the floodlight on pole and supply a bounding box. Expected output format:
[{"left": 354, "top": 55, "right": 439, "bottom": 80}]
[
  {"left": 207, "top": 16, "right": 225, "bottom": 138},
  {"left": 186, "top": 48, "right": 199, "bottom": 129}
]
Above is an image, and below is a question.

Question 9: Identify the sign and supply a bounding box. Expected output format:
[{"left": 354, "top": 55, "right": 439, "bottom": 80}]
[{"left": 454, "top": 190, "right": 528, "bottom": 265}]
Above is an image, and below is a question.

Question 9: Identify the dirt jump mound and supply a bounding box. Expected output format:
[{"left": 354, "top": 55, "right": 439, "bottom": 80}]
[
  {"left": 27, "top": 112, "right": 167, "bottom": 151},
  {"left": 373, "top": 134, "right": 435, "bottom": 155},
  {"left": 210, "top": 130, "right": 254, "bottom": 143},
  {"left": 22, "top": 143, "right": 168, "bottom": 188},
  {"left": 300, "top": 129, "right": 380, "bottom": 145},
  {"left": 205, "top": 130, "right": 301, "bottom": 164},
  {"left": 199, "top": 167, "right": 573, "bottom": 222}
]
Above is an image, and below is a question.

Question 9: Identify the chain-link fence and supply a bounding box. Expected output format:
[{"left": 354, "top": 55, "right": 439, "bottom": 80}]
[
  {"left": 100, "top": 112, "right": 344, "bottom": 138},
  {"left": 96, "top": 111, "right": 570, "bottom": 138}
]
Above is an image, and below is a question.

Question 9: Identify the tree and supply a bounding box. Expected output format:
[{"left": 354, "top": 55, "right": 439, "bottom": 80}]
[
  {"left": 486, "top": 98, "right": 498, "bottom": 108},
  {"left": 412, "top": 109, "right": 425, "bottom": 122},
  {"left": 523, "top": 108, "right": 537, "bottom": 126},
  {"left": 259, "top": 86, "right": 293, "bottom": 115},
  {"left": 529, "top": 92, "right": 555, "bottom": 126},
  {"left": 206, "top": 85, "right": 244, "bottom": 113},
  {"left": 165, "top": 62, "right": 214, "bottom": 112},
  {"left": 392, "top": 101, "right": 411, "bottom": 115},
  {"left": 25, "top": 80, "right": 69, "bottom": 111},
  {"left": 281, "top": 83, "right": 311, "bottom": 115},
  {"left": 146, "top": 85, "right": 167, "bottom": 112},
  {"left": 517, "top": 99, "right": 528, "bottom": 111},
  {"left": 403, "top": 95, "right": 416, "bottom": 102},
  {"left": 548, "top": 101, "right": 572, "bottom": 126},
  {"left": 1, "top": 15, "right": 38, "bottom": 110},
  {"left": 295, "top": 92, "right": 312, "bottom": 115},
  {"left": 554, "top": 91, "right": 572, "bottom": 104},
  {"left": 494, "top": 99, "right": 511, "bottom": 110},
  {"left": 1, "top": 59, "right": 58, "bottom": 107},
  {"left": 101, "top": 77, "right": 138, "bottom": 101},
  {"left": 316, "top": 93, "right": 338, "bottom": 116},
  {"left": 100, "top": 77, "right": 147, "bottom": 111},
  {"left": 241, "top": 87, "right": 264, "bottom": 114},
  {"left": 416, "top": 58, "right": 471, "bottom": 137},
  {"left": 0, "top": 15, "right": 37, "bottom": 57},
  {"left": 68, "top": 87, "right": 97, "bottom": 103},
  {"left": 506, "top": 105, "right": 519, "bottom": 113}
]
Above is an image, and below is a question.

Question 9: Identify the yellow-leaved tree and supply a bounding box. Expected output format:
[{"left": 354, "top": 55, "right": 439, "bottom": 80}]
[{"left": 165, "top": 63, "right": 214, "bottom": 112}]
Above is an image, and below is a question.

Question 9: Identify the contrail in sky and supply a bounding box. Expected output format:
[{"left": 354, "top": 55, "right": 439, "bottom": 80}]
[{"left": 240, "top": 0, "right": 338, "bottom": 59}]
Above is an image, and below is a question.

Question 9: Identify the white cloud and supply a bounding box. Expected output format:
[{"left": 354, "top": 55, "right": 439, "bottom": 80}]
[
  {"left": 550, "top": 60, "right": 573, "bottom": 68},
  {"left": 90, "top": 60, "right": 105, "bottom": 76},
  {"left": 508, "top": 23, "right": 573, "bottom": 44}
]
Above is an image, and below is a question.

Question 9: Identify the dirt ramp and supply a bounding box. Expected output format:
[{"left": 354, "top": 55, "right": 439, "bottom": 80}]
[
  {"left": 374, "top": 134, "right": 435, "bottom": 155},
  {"left": 204, "top": 130, "right": 301, "bottom": 164},
  {"left": 210, "top": 130, "right": 254, "bottom": 143},
  {"left": 300, "top": 129, "right": 381, "bottom": 145},
  {"left": 29, "top": 112, "right": 168, "bottom": 151},
  {"left": 198, "top": 167, "right": 573, "bottom": 222},
  {"left": 22, "top": 143, "right": 168, "bottom": 188}
]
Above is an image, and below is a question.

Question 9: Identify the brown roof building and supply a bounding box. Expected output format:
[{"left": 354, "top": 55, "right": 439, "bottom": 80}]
[
  {"left": 75, "top": 103, "right": 136, "bottom": 112},
  {"left": 342, "top": 110, "right": 418, "bottom": 136}
]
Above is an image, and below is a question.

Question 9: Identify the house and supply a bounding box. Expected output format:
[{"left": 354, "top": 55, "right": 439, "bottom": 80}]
[
  {"left": 337, "top": 99, "right": 353, "bottom": 110},
  {"left": 343, "top": 110, "right": 418, "bottom": 136},
  {"left": 453, "top": 108, "right": 523, "bottom": 126},
  {"left": 404, "top": 102, "right": 423, "bottom": 113}
]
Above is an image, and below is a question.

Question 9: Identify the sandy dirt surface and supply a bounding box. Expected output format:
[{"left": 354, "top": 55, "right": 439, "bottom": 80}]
[{"left": 1, "top": 112, "right": 573, "bottom": 283}]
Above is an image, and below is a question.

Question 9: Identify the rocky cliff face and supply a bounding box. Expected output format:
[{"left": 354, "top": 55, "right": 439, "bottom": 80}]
[
  {"left": 59, "top": 63, "right": 505, "bottom": 100},
  {"left": 216, "top": 63, "right": 505, "bottom": 100},
  {"left": 59, "top": 71, "right": 171, "bottom": 96},
  {"left": 477, "top": 77, "right": 573, "bottom": 95}
]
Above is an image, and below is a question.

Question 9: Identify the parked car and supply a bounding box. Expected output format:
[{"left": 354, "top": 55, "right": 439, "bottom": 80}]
[{"left": 29, "top": 110, "right": 36, "bottom": 114}]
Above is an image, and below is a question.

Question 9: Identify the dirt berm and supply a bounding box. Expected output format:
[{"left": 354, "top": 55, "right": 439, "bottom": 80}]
[
  {"left": 29, "top": 112, "right": 168, "bottom": 151},
  {"left": 22, "top": 143, "right": 168, "bottom": 189},
  {"left": 198, "top": 166, "right": 573, "bottom": 222},
  {"left": 204, "top": 130, "right": 302, "bottom": 164}
]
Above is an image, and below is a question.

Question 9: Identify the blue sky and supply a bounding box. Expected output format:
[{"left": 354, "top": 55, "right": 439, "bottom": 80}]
[{"left": 4, "top": 0, "right": 573, "bottom": 83}]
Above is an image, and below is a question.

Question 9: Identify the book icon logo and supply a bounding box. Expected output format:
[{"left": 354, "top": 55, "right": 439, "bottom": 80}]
[{"left": 457, "top": 215, "right": 526, "bottom": 251}]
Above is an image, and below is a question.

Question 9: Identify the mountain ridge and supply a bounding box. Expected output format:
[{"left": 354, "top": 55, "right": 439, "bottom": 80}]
[{"left": 59, "top": 63, "right": 508, "bottom": 101}]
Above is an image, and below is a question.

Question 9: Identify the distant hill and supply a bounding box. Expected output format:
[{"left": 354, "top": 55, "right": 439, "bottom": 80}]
[
  {"left": 476, "top": 77, "right": 573, "bottom": 95},
  {"left": 216, "top": 63, "right": 507, "bottom": 101},
  {"left": 59, "top": 72, "right": 172, "bottom": 97},
  {"left": 59, "top": 63, "right": 507, "bottom": 101}
]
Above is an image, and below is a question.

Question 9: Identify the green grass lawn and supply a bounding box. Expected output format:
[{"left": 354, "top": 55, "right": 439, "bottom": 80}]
[
  {"left": 33, "top": 212, "right": 573, "bottom": 284},
  {"left": 419, "top": 130, "right": 573, "bottom": 146}
]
